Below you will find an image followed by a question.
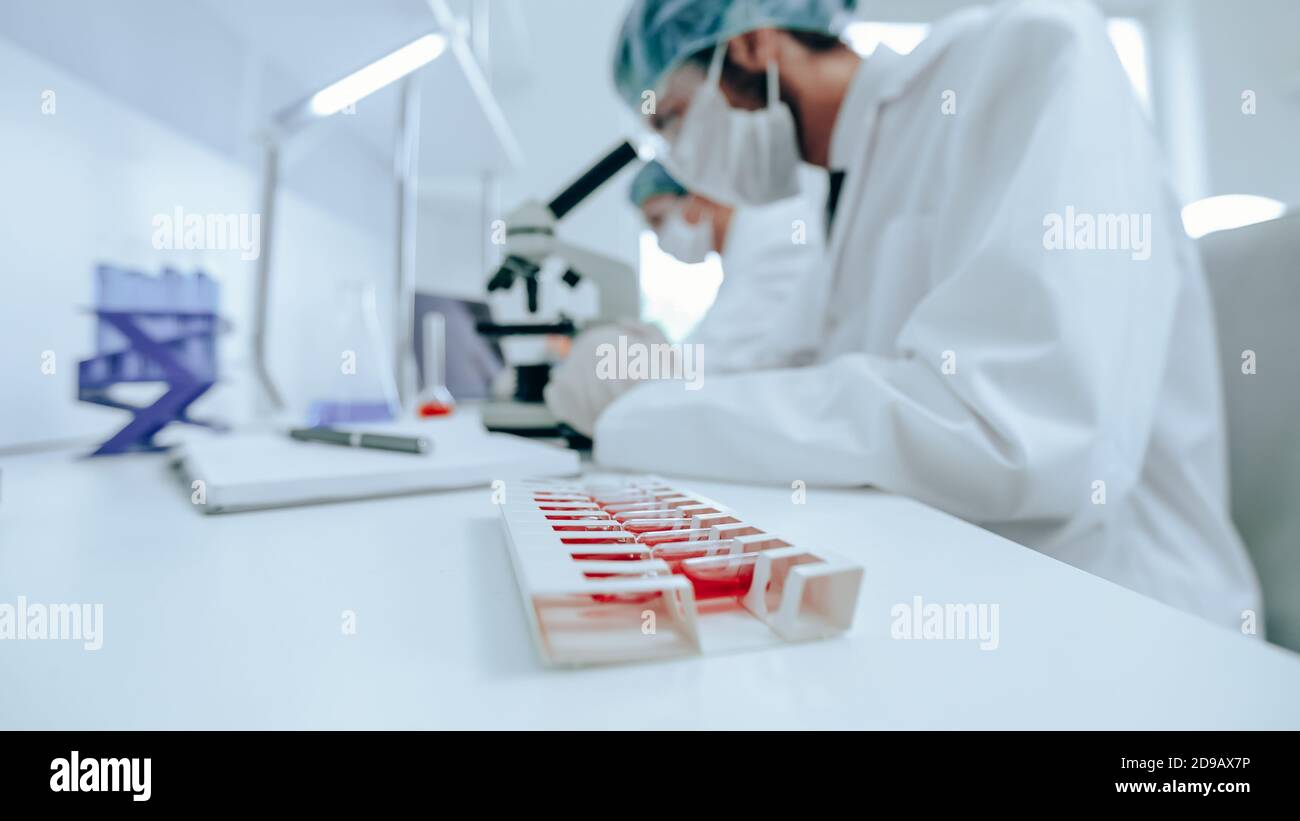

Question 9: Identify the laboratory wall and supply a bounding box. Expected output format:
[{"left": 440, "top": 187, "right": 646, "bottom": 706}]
[
  {"left": 865, "top": 0, "right": 1300, "bottom": 206},
  {"left": 0, "top": 36, "right": 390, "bottom": 451},
  {"left": 415, "top": 181, "right": 493, "bottom": 301},
  {"left": 415, "top": 0, "right": 644, "bottom": 300},
  {"left": 0, "top": 0, "right": 400, "bottom": 238},
  {"left": 1173, "top": 0, "right": 1300, "bottom": 203}
]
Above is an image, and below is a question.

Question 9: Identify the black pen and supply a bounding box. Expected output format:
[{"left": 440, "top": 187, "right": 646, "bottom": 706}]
[{"left": 288, "top": 427, "right": 431, "bottom": 455}]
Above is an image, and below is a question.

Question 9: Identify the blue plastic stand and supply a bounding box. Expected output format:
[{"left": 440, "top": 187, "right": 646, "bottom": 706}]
[{"left": 78, "top": 266, "right": 223, "bottom": 456}]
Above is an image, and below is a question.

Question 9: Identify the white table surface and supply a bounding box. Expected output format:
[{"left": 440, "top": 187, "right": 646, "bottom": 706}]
[{"left": 2, "top": 444, "right": 1299, "bottom": 730}]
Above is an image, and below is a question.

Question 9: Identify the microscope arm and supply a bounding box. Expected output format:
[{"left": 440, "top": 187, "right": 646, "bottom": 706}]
[{"left": 547, "top": 239, "right": 640, "bottom": 325}]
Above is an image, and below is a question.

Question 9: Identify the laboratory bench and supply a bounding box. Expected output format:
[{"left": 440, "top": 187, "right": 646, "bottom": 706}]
[{"left": 2, "top": 444, "right": 1299, "bottom": 730}]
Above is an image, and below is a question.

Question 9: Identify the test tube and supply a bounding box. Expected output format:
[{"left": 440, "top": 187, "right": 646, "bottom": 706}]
[
  {"left": 550, "top": 522, "right": 626, "bottom": 533},
  {"left": 650, "top": 538, "right": 740, "bottom": 569},
  {"left": 569, "top": 548, "right": 648, "bottom": 561},
  {"left": 622, "top": 515, "right": 693, "bottom": 534},
  {"left": 536, "top": 501, "right": 602, "bottom": 512},
  {"left": 582, "top": 566, "right": 669, "bottom": 603},
  {"left": 679, "top": 553, "right": 760, "bottom": 600},
  {"left": 560, "top": 532, "right": 638, "bottom": 546},
  {"left": 615, "top": 509, "right": 689, "bottom": 525},
  {"left": 417, "top": 312, "right": 457, "bottom": 417},
  {"left": 602, "top": 497, "right": 693, "bottom": 514},
  {"left": 636, "top": 527, "right": 718, "bottom": 547},
  {"left": 593, "top": 490, "right": 678, "bottom": 507}
]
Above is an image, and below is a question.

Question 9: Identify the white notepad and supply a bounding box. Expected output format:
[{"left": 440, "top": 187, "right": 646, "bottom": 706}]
[{"left": 172, "top": 417, "right": 580, "bottom": 514}]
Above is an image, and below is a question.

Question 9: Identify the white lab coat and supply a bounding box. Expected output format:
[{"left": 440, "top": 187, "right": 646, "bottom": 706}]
[
  {"left": 596, "top": 0, "right": 1261, "bottom": 629},
  {"left": 684, "top": 174, "right": 825, "bottom": 374}
]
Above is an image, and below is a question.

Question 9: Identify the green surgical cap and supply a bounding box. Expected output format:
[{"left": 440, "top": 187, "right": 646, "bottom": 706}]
[
  {"left": 628, "top": 160, "right": 689, "bottom": 208},
  {"left": 612, "top": 0, "right": 858, "bottom": 110}
]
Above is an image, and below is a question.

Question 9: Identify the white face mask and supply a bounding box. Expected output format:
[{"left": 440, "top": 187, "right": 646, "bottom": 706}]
[
  {"left": 657, "top": 208, "right": 714, "bottom": 264},
  {"left": 666, "top": 45, "right": 802, "bottom": 207}
]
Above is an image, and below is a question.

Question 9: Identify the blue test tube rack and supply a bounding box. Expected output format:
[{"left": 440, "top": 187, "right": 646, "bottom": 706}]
[{"left": 78, "top": 264, "right": 223, "bottom": 456}]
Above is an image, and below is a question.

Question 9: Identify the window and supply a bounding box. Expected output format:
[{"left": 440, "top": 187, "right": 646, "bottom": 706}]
[
  {"left": 1182, "top": 195, "right": 1288, "bottom": 239},
  {"left": 841, "top": 18, "right": 1152, "bottom": 110},
  {"left": 1106, "top": 18, "right": 1151, "bottom": 113},
  {"left": 638, "top": 230, "right": 723, "bottom": 343},
  {"left": 841, "top": 21, "right": 931, "bottom": 56},
  {"left": 639, "top": 17, "right": 1154, "bottom": 335}
]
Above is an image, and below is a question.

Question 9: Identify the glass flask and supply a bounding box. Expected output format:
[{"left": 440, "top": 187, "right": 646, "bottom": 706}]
[{"left": 305, "top": 280, "right": 400, "bottom": 426}]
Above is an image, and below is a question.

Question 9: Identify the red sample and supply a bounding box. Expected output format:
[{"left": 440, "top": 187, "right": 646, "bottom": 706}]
[
  {"left": 559, "top": 534, "right": 637, "bottom": 545},
  {"left": 650, "top": 542, "right": 733, "bottom": 569},
  {"left": 679, "top": 558, "right": 757, "bottom": 599},
  {"left": 637, "top": 528, "right": 712, "bottom": 547},
  {"left": 621, "top": 518, "right": 690, "bottom": 534},
  {"left": 551, "top": 523, "right": 624, "bottom": 532},
  {"left": 417, "top": 401, "right": 455, "bottom": 417},
  {"left": 570, "top": 551, "right": 646, "bottom": 561}
]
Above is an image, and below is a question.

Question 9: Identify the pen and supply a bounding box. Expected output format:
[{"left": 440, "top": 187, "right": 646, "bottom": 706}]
[{"left": 288, "top": 427, "right": 431, "bottom": 455}]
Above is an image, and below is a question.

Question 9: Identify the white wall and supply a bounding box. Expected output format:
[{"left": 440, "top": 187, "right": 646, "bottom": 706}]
[
  {"left": 414, "top": 0, "right": 644, "bottom": 301},
  {"left": 1174, "top": 0, "right": 1300, "bottom": 204},
  {"left": 869, "top": 0, "right": 1300, "bottom": 206},
  {"left": 0, "top": 37, "right": 390, "bottom": 450},
  {"left": 0, "top": 0, "right": 398, "bottom": 238}
]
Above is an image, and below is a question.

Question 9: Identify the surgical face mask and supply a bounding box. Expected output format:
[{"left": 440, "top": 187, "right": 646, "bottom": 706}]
[
  {"left": 666, "top": 45, "right": 802, "bottom": 207},
  {"left": 657, "top": 209, "right": 714, "bottom": 265}
]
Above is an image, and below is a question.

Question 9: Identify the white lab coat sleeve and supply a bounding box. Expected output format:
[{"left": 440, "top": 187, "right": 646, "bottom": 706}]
[{"left": 595, "top": 3, "right": 1185, "bottom": 524}]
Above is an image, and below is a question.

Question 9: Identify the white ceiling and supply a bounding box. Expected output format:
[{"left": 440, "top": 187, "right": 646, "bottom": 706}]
[
  {"left": 199, "top": 0, "right": 438, "bottom": 97},
  {"left": 198, "top": 0, "right": 521, "bottom": 179}
]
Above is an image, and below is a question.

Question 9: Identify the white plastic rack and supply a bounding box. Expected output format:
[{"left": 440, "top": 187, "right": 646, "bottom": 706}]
[{"left": 499, "top": 476, "right": 863, "bottom": 666}]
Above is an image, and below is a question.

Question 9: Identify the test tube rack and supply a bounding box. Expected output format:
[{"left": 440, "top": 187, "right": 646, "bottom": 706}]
[
  {"left": 78, "top": 264, "right": 223, "bottom": 456},
  {"left": 500, "top": 476, "right": 863, "bottom": 667}
]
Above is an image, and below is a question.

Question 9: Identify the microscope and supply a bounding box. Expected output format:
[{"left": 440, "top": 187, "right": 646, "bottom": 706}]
[{"left": 478, "top": 141, "right": 642, "bottom": 441}]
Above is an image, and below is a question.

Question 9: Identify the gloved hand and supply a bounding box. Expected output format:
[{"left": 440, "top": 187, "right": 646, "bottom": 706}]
[{"left": 544, "top": 321, "right": 669, "bottom": 438}]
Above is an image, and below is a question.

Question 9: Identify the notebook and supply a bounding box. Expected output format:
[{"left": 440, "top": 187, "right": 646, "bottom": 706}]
[{"left": 172, "top": 416, "right": 580, "bottom": 514}]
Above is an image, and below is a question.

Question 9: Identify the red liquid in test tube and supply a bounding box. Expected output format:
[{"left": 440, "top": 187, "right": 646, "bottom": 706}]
[
  {"left": 637, "top": 528, "right": 713, "bottom": 547},
  {"left": 621, "top": 517, "right": 691, "bottom": 534},
  {"left": 591, "top": 491, "right": 654, "bottom": 503},
  {"left": 679, "top": 556, "right": 758, "bottom": 599},
  {"left": 595, "top": 493, "right": 678, "bottom": 509},
  {"left": 611, "top": 509, "right": 681, "bottom": 523},
  {"left": 569, "top": 551, "right": 646, "bottom": 561},
  {"left": 606, "top": 504, "right": 676, "bottom": 517},
  {"left": 560, "top": 534, "right": 637, "bottom": 545},
  {"left": 581, "top": 571, "right": 663, "bottom": 603},
  {"left": 650, "top": 539, "right": 737, "bottom": 569},
  {"left": 551, "top": 523, "right": 624, "bottom": 532}
]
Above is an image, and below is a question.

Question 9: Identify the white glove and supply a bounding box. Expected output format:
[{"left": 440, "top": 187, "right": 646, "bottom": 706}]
[{"left": 544, "top": 321, "right": 669, "bottom": 438}]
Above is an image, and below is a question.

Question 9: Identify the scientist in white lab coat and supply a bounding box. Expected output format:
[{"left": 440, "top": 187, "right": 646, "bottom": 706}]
[
  {"left": 628, "top": 159, "right": 823, "bottom": 372},
  {"left": 547, "top": 0, "right": 1260, "bottom": 628}
]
